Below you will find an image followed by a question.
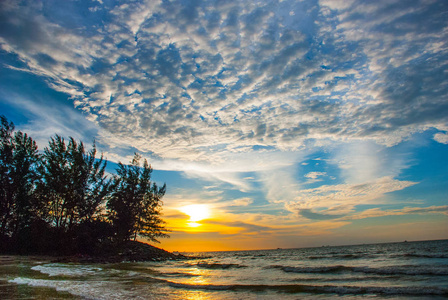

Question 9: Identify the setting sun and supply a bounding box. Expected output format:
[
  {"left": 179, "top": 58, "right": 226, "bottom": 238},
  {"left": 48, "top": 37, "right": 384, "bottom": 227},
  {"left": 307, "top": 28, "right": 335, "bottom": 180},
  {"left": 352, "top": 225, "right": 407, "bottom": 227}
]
[{"left": 180, "top": 204, "right": 211, "bottom": 226}]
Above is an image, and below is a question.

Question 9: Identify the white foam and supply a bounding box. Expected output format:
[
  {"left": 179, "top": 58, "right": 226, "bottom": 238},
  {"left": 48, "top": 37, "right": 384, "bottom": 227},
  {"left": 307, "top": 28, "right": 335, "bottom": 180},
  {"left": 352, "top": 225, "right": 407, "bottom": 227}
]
[
  {"left": 9, "top": 277, "right": 146, "bottom": 299},
  {"left": 31, "top": 264, "right": 103, "bottom": 277}
]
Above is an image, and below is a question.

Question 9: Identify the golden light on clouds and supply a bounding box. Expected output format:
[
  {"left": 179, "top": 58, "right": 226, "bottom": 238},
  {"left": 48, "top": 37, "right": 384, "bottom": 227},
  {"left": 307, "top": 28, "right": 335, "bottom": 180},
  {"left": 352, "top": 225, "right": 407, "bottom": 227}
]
[{"left": 180, "top": 204, "right": 211, "bottom": 227}]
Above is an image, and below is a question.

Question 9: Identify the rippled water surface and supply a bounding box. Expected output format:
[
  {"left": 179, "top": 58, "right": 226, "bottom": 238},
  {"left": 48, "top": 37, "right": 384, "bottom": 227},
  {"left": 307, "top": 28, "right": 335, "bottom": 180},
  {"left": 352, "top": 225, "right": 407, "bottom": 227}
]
[{"left": 1, "top": 240, "right": 447, "bottom": 299}]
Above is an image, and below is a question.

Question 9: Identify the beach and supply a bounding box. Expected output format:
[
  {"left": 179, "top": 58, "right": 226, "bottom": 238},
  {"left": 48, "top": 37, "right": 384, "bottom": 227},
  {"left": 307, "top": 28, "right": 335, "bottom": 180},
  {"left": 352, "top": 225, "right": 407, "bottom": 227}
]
[{"left": 1, "top": 239, "right": 447, "bottom": 299}]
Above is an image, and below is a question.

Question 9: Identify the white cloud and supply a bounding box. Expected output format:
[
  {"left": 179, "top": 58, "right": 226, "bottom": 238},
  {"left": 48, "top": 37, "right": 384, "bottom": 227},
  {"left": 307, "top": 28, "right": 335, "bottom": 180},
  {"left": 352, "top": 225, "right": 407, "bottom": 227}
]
[
  {"left": 0, "top": 91, "right": 98, "bottom": 149},
  {"left": 303, "top": 171, "right": 327, "bottom": 184},
  {"left": 434, "top": 132, "right": 448, "bottom": 144},
  {"left": 0, "top": 0, "right": 446, "bottom": 182},
  {"left": 304, "top": 172, "right": 327, "bottom": 179},
  {"left": 344, "top": 205, "right": 448, "bottom": 220},
  {"left": 319, "top": 0, "right": 356, "bottom": 10},
  {"left": 261, "top": 167, "right": 302, "bottom": 204},
  {"left": 289, "top": 176, "right": 418, "bottom": 215},
  {"left": 332, "top": 140, "right": 411, "bottom": 184},
  {"left": 231, "top": 197, "right": 254, "bottom": 206}
]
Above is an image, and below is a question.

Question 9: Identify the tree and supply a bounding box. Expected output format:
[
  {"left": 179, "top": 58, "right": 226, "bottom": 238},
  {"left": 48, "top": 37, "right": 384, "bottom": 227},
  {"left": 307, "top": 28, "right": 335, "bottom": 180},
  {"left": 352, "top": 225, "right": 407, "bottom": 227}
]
[
  {"left": 37, "top": 136, "right": 110, "bottom": 231},
  {"left": 1, "top": 116, "right": 170, "bottom": 256},
  {"left": 0, "top": 116, "right": 39, "bottom": 245},
  {"left": 107, "top": 154, "right": 169, "bottom": 243},
  {"left": 0, "top": 115, "right": 15, "bottom": 239}
]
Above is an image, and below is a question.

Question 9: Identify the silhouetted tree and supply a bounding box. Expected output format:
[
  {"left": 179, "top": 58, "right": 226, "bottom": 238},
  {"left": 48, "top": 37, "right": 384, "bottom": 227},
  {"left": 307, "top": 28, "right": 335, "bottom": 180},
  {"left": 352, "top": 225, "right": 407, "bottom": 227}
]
[
  {"left": 0, "top": 116, "right": 39, "bottom": 249},
  {"left": 0, "top": 116, "right": 15, "bottom": 239},
  {"left": 36, "top": 136, "right": 110, "bottom": 232},
  {"left": 107, "top": 154, "right": 168, "bottom": 243},
  {"left": 1, "top": 116, "right": 169, "bottom": 256}
]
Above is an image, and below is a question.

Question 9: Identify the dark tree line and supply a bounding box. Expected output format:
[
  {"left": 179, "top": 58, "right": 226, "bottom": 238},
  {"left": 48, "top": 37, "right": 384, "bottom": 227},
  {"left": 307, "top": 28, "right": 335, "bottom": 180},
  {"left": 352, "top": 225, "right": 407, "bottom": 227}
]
[{"left": 0, "top": 115, "right": 168, "bottom": 255}]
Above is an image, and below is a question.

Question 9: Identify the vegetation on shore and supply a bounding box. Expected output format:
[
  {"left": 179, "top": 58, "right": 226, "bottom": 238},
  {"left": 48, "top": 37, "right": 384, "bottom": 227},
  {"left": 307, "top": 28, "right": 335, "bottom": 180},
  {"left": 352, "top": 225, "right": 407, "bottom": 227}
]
[{"left": 0, "top": 115, "right": 172, "bottom": 261}]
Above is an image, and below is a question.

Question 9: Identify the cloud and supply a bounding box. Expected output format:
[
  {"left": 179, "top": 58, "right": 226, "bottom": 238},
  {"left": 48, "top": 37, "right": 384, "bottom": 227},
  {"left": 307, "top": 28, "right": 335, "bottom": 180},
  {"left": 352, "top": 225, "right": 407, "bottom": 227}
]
[
  {"left": 185, "top": 170, "right": 253, "bottom": 192},
  {"left": 231, "top": 197, "right": 254, "bottom": 206},
  {"left": 0, "top": 0, "right": 445, "bottom": 161},
  {"left": 261, "top": 166, "right": 302, "bottom": 204},
  {"left": 204, "top": 220, "right": 273, "bottom": 234},
  {"left": 0, "top": 86, "right": 98, "bottom": 149},
  {"left": 434, "top": 132, "right": 448, "bottom": 144},
  {"left": 319, "top": 0, "right": 356, "bottom": 10},
  {"left": 299, "top": 203, "right": 448, "bottom": 222},
  {"left": 0, "top": 0, "right": 447, "bottom": 202},
  {"left": 305, "top": 172, "right": 327, "bottom": 180},
  {"left": 343, "top": 205, "right": 448, "bottom": 220},
  {"left": 288, "top": 176, "right": 418, "bottom": 215},
  {"left": 302, "top": 171, "right": 328, "bottom": 185},
  {"left": 299, "top": 209, "right": 345, "bottom": 220},
  {"left": 331, "top": 140, "right": 412, "bottom": 184}
]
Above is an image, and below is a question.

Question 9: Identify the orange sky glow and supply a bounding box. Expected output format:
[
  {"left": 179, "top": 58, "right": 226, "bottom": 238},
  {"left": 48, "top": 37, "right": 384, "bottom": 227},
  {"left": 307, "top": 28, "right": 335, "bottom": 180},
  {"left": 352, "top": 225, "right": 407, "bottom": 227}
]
[{"left": 153, "top": 203, "right": 448, "bottom": 253}]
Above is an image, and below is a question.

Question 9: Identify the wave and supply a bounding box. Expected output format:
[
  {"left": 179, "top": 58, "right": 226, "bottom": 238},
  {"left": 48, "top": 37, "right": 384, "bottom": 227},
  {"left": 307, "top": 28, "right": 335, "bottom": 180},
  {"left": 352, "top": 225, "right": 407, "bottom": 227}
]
[
  {"left": 168, "top": 281, "right": 448, "bottom": 296},
  {"left": 158, "top": 271, "right": 200, "bottom": 278},
  {"left": 307, "top": 254, "right": 374, "bottom": 260},
  {"left": 353, "top": 265, "right": 448, "bottom": 276},
  {"left": 195, "top": 262, "right": 247, "bottom": 269},
  {"left": 268, "top": 265, "right": 349, "bottom": 274},
  {"left": 31, "top": 264, "right": 103, "bottom": 277},
  {"left": 31, "top": 263, "right": 144, "bottom": 279},
  {"left": 391, "top": 253, "right": 448, "bottom": 259},
  {"left": 9, "top": 277, "right": 135, "bottom": 299},
  {"left": 267, "top": 265, "right": 448, "bottom": 276},
  {"left": 9, "top": 276, "right": 166, "bottom": 299}
]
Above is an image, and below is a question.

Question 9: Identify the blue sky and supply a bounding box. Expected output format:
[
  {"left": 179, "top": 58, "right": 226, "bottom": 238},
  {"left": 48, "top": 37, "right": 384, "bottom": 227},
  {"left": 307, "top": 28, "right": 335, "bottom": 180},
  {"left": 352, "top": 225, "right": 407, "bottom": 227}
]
[{"left": 1, "top": 0, "right": 447, "bottom": 251}]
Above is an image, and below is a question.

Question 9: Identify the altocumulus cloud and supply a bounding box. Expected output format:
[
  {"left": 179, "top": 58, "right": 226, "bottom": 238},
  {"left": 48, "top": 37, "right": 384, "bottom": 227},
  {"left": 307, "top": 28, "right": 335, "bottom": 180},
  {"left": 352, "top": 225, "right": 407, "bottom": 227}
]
[
  {"left": 1, "top": 0, "right": 448, "bottom": 230},
  {"left": 1, "top": 0, "right": 447, "bottom": 163}
]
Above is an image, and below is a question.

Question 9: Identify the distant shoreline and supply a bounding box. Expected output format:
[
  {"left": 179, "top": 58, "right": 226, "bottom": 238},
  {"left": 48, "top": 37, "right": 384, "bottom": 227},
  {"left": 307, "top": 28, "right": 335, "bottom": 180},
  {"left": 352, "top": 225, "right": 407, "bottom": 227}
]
[{"left": 191, "top": 238, "right": 448, "bottom": 253}]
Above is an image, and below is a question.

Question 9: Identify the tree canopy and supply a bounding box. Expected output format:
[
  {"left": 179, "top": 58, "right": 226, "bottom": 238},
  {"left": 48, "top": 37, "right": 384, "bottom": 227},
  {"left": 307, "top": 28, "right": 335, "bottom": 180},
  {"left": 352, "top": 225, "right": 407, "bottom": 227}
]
[
  {"left": 0, "top": 116, "right": 39, "bottom": 244},
  {"left": 0, "top": 115, "right": 169, "bottom": 255},
  {"left": 108, "top": 154, "right": 169, "bottom": 243},
  {"left": 36, "top": 136, "right": 110, "bottom": 230}
]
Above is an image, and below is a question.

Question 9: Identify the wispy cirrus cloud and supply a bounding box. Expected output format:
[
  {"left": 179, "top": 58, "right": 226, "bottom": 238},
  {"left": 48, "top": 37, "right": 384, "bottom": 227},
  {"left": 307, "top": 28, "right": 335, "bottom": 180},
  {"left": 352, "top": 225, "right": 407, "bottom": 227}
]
[
  {"left": 287, "top": 176, "right": 418, "bottom": 217},
  {"left": 343, "top": 205, "right": 448, "bottom": 221}
]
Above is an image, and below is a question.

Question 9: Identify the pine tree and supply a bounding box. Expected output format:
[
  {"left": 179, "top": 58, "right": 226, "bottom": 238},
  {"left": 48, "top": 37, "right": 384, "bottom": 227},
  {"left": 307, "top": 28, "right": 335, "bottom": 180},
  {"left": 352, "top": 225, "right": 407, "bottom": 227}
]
[
  {"left": 37, "top": 136, "right": 110, "bottom": 231},
  {"left": 1, "top": 115, "right": 169, "bottom": 256},
  {"left": 107, "top": 154, "right": 169, "bottom": 243},
  {"left": 0, "top": 116, "right": 39, "bottom": 249}
]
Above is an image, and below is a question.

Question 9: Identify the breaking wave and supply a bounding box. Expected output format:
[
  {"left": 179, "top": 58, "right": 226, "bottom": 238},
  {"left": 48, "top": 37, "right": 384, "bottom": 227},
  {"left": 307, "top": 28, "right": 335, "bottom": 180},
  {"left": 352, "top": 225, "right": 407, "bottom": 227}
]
[
  {"left": 31, "top": 264, "right": 103, "bottom": 277},
  {"left": 9, "top": 277, "right": 141, "bottom": 299}
]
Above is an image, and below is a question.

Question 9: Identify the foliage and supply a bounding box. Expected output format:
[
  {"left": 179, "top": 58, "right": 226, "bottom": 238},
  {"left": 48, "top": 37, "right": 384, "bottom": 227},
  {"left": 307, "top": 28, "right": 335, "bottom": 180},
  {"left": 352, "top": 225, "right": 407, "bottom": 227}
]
[
  {"left": 0, "top": 115, "right": 169, "bottom": 255},
  {"left": 0, "top": 116, "right": 39, "bottom": 245},
  {"left": 36, "top": 136, "right": 110, "bottom": 230},
  {"left": 108, "top": 154, "right": 169, "bottom": 243}
]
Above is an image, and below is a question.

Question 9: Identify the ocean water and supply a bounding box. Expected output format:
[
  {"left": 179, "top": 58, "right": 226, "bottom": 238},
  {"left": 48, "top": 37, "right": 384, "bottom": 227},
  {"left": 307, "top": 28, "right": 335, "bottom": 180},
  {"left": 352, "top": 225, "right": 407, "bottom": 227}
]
[{"left": 1, "top": 239, "right": 447, "bottom": 299}]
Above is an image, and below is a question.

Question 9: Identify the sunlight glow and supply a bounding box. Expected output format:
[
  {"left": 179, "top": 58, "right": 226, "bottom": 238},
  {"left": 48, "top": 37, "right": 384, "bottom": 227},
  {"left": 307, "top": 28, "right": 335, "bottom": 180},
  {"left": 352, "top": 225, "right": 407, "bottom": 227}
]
[{"left": 180, "top": 204, "right": 211, "bottom": 225}]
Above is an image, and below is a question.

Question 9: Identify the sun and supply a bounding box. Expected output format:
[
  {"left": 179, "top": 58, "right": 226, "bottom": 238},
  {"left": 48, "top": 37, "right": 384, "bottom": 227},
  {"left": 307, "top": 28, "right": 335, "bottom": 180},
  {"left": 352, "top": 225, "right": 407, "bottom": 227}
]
[{"left": 180, "top": 204, "right": 211, "bottom": 226}]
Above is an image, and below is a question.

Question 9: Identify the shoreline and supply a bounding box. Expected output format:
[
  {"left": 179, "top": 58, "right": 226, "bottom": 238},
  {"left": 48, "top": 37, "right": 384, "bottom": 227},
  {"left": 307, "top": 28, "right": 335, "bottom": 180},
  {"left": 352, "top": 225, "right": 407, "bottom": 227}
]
[{"left": 0, "top": 241, "right": 187, "bottom": 264}]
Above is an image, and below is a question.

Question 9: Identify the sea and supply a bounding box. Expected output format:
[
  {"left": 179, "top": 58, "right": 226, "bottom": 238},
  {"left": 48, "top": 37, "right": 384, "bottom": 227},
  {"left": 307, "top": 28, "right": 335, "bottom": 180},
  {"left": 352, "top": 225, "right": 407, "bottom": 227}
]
[{"left": 1, "top": 239, "right": 447, "bottom": 299}]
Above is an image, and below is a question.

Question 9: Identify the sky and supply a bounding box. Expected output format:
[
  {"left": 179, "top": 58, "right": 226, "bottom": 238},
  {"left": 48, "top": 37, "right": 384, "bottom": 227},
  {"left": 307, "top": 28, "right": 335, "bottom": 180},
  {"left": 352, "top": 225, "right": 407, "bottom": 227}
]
[{"left": 0, "top": 0, "right": 447, "bottom": 252}]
